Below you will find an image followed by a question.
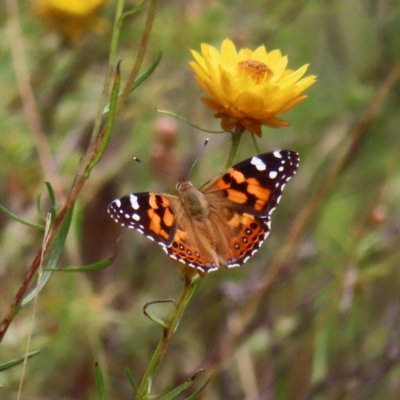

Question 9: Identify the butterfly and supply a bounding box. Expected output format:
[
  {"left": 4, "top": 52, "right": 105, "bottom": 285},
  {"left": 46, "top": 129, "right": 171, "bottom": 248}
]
[{"left": 108, "top": 150, "right": 299, "bottom": 274}]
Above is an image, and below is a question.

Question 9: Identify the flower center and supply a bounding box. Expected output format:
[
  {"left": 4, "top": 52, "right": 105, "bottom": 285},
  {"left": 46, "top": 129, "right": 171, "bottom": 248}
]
[{"left": 237, "top": 60, "right": 273, "bottom": 84}]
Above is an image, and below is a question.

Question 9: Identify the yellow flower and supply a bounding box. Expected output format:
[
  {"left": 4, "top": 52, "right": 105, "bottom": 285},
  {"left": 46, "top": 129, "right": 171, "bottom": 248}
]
[
  {"left": 31, "top": 0, "right": 109, "bottom": 42},
  {"left": 190, "top": 39, "right": 317, "bottom": 136}
]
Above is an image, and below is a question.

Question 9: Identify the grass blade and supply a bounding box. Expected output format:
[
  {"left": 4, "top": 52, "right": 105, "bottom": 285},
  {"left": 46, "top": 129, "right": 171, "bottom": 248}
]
[
  {"left": 0, "top": 350, "right": 41, "bottom": 372},
  {"left": 95, "top": 362, "right": 107, "bottom": 400},
  {"left": 44, "top": 258, "right": 113, "bottom": 273},
  {"left": 0, "top": 204, "right": 45, "bottom": 230}
]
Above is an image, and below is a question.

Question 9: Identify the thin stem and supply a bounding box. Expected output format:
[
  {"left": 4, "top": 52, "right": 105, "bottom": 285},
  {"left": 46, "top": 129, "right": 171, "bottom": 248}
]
[
  {"left": 117, "top": 0, "right": 159, "bottom": 111},
  {"left": 6, "top": 0, "right": 63, "bottom": 199},
  {"left": 88, "top": 0, "right": 125, "bottom": 151},
  {"left": 225, "top": 126, "right": 244, "bottom": 168},
  {"left": 135, "top": 275, "right": 201, "bottom": 399}
]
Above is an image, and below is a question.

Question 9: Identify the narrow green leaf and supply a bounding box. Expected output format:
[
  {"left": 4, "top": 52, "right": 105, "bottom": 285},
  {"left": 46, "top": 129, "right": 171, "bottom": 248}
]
[
  {"left": 184, "top": 371, "right": 214, "bottom": 400},
  {"left": 0, "top": 204, "right": 45, "bottom": 230},
  {"left": 151, "top": 384, "right": 172, "bottom": 399},
  {"left": 95, "top": 362, "right": 107, "bottom": 400},
  {"left": 44, "top": 258, "right": 112, "bottom": 273},
  {"left": 45, "top": 181, "right": 58, "bottom": 224},
  {"left": 21, "top": 206, "right": 74, "bottom": 309},
  {"left": 0, "top": 350, "right": 41, "bottom": 372},
  {"left": 89, "top": 62, "right": 121, "bottom": 171},
  {"left": 36, "top": 193, "right": 46, "bottom": 220},
  {"left": 158, "top": 378, "right": 195, "bottom": 400},
  {"left": 125, "top": 368, "right": 142, "bottom": 397},
  {"left": 45, "top": 181, "right": 57, "bottom": 209},
  {"left": 129, "top": 50, "right": 162, "bottom": 93},
  {"left": 103, "top": 51, "right": 162, "bottom": 114},
  {"left": 118, "top": 0, "right": 148, "bottom": 27},
  {"left": 143, "top": 311, "right": 167, "bottom": 329},
  {"left": 156, "top": 110, "right": 225, "bottom": 134}
]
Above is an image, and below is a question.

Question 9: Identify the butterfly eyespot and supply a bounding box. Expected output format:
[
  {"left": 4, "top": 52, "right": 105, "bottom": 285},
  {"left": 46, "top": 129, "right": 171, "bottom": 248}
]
[
  {"left": 187, "top": 250, "right": 192, "bottom": 255},
  {"left": 235, "top": 243, "right": 240, "bottom": 249},
  {"left": 250, "top": 223, "right": 258, "bottom": 229},
  {"left": 242, "top": 237, "right": 248, "bottom": 243},
  {"left": 179, "top": 244, "right": 184, "bottom": 250},
  {"left": 245, "top": 229, "right": 252, "bottom": 235},
  {"left": 195, "top": 252, "right": 200, "bottom": 257}
]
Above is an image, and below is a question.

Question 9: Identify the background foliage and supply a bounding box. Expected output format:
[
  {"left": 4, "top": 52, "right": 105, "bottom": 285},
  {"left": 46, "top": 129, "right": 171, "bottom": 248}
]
[{"left": 1, "top": 0, "right": 400, "bottom": 399}]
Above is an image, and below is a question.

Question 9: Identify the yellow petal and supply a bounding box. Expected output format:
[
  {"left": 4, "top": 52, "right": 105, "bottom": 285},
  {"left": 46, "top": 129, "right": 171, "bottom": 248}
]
[
  {"left": 252, "top": 45, "right": 268, "bottom": 62},
  {"left": 237, "top": 48, "right": 253, "bottom": 62},
  {"left": 221, "top": 39, "right": 238, "bottom": 67},
  {"left": 271, "top": 56, "right": 288, "bottom": 81},
  {"left": 279, "top": 65, "right": 309, "bottom": 87},
  {"left": 234, "top": 91, "right": 265, "bottom": 113},
  {"left": 190, "top": 50, "right": 207, "bottom": 71},
  {"left": 263, "top": 117, "right": 291, "bottom": 128},
  {"left": 279, "top": 95, "right": 308, "bottom": 113},
  {"left": 265, "top": 49, "right": 283, "bottom": 67}
]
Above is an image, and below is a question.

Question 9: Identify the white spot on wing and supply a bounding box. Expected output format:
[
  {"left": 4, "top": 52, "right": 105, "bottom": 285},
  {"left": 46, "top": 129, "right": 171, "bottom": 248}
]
[
  {"left": 250, "top": 156, "right": 266, "bottom": 171},
  {"left": 269, "top": 170, "right": 278, "bottom": 179},
  {"left": 132, "top": 213, "right": 140, "bottom": 221},
  {"left": 129, "top": 194, "right": 140, "bottom": 210},
  {"left": 273, "top": 150, "right": 282, "bottom": 159},
  {"left": 114, "top": 199, "right": 121, "bottom": 208}
]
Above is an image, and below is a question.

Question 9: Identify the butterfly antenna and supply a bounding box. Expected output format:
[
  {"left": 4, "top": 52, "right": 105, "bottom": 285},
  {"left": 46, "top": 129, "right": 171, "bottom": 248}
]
[
  {"left": 133, "top": 157, "right": 179, "bottom": 181},
  {"left": 187, "top": 138, "right": 209, "bottom": 178}
]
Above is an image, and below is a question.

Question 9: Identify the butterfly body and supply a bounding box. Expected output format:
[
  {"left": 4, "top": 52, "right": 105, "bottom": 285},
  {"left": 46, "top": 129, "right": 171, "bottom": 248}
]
[{"left": 108, "top": 150, "right": 299, "bottom": 273}]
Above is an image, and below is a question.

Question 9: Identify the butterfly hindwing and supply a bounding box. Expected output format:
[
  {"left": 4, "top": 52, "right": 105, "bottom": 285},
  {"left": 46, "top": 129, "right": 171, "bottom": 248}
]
[
  {"left": 223, "top": 212, "right": 271, "bottom": 267},
  {"left": 108, "top": 193, "right": 177, "bottom": 246},
  {"left": 165, "top": 228, "right": 221, "bottom": 272}
]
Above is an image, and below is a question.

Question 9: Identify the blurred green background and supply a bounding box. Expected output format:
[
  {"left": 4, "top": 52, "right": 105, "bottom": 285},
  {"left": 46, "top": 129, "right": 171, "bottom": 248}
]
[{"left": 1, "top": 0, "right": 400, "bottom": 399}]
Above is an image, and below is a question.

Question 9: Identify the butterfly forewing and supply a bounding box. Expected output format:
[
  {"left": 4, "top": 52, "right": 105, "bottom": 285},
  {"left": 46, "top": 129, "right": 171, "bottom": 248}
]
[
  {"left": 203, "top": 150, "right": 299, "bottom": 218},
  {"left": 108, "top": 193, "right": 177, "bottom": 246}
]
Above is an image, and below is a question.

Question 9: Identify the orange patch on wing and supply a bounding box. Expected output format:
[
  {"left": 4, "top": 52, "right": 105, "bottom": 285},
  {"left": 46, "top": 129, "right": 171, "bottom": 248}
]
[
  {"left": 160, "top": 229, "right": 169, "bottom": 240},
  {"left": 148, "top": 208, "right": 155, "bottom": 219},
  {"left": 230, "top": 170, "right": 245, "bottom": 183},
  {"left": 247, "top": 185, "right": 271, "bottom": 200},
  {"left": 246, "top": 178, "right": 260, "bottom": 186},
  {"left": 163, "top": 207, "right": 175, "bottom": 227},
  {"left": 149, "top": 211, "right": 161, "bottom": 233},
  {"left": 149, "top": 194, "right": 158, "bottom": 209},
  {"left": 247, "top": 185, "right": 271, "bottom": 211},
  {"left": 216, "top": 176, "right": 231, "bottom": 190},
  {"left": 227, "top": 213, "right": 241, "bottom": 227},
  {"left": 175, "top": 229, "right": 189, "bottom": 240},
  {"left": 227, "top": 189, "right": 248, "bottom": 204}
]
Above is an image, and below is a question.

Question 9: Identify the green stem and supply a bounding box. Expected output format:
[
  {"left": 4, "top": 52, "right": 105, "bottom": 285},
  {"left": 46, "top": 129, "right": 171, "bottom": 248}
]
[
  {"left": 135, "top": 275, "right": 201, "bottom": 399},
  {"left": 118, "top": 0, "right": 158, "bottom": 111},
  {"left": 225, "top": 126, "right": 244, "bottom": 168}
]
